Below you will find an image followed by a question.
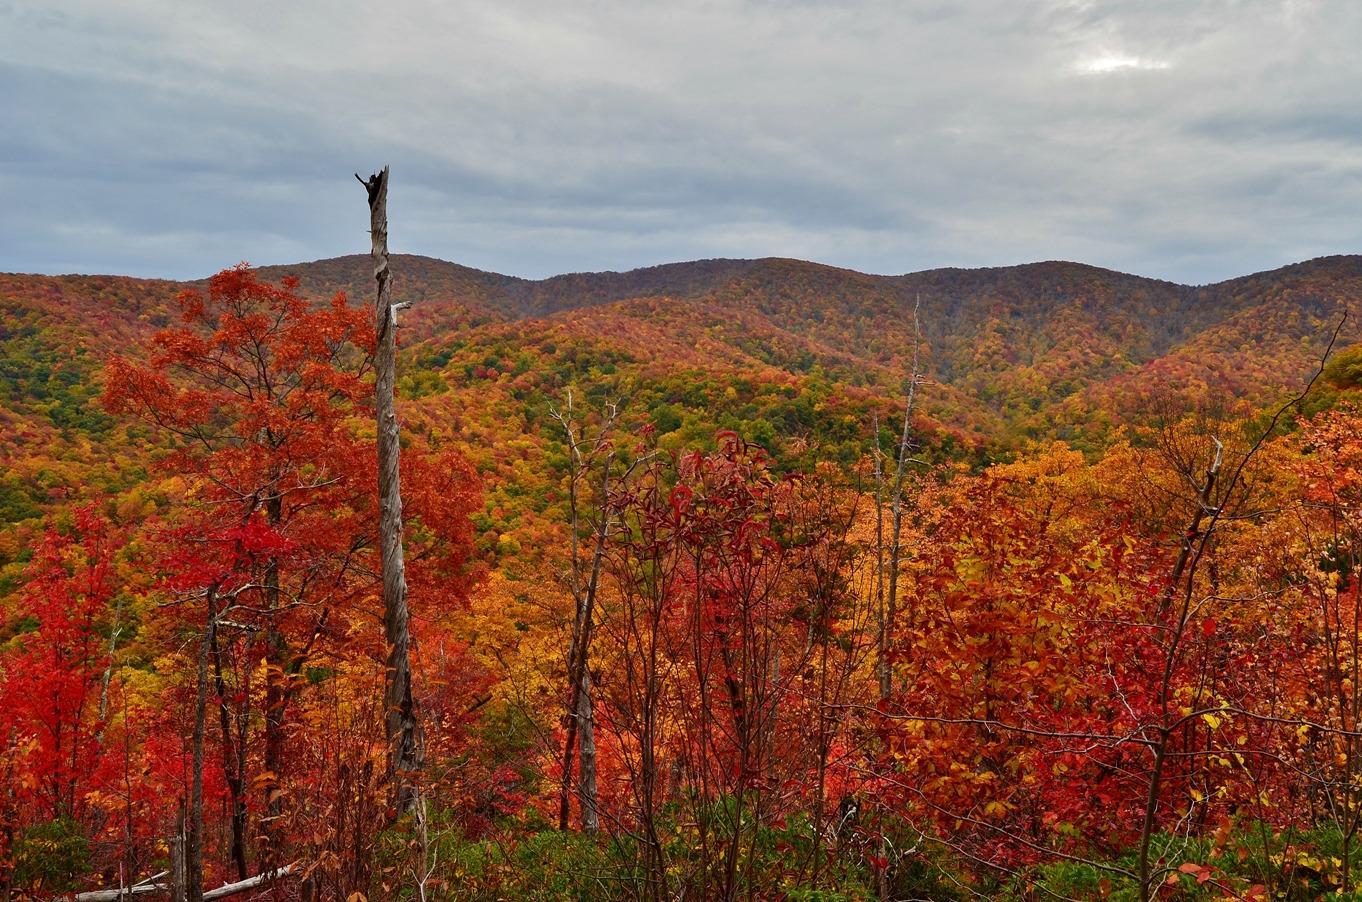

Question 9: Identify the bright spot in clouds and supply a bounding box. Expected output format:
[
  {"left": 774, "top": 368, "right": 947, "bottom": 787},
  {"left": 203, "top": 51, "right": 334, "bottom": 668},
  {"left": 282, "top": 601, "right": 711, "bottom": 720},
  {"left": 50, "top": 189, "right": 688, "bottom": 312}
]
[{"left": 1077, "top": 54, "right": 1172, "bottom": 74}]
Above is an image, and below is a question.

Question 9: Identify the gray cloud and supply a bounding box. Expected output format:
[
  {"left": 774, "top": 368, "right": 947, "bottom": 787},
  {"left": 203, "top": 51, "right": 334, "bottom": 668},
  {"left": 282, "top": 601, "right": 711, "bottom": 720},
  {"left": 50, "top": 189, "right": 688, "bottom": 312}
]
[{"left": 1, "top": 0, "right": 1359, "bottom": 283}]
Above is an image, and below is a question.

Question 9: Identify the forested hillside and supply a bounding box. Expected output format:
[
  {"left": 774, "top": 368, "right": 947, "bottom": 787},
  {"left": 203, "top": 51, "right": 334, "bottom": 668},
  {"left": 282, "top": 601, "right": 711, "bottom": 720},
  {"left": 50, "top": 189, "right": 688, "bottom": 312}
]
[
  {"left": 6, "top": 253, "right": 1357, "bottom": 504},
  {"left": 1, "top": 253, "right": 1361, "bottom": 899}
]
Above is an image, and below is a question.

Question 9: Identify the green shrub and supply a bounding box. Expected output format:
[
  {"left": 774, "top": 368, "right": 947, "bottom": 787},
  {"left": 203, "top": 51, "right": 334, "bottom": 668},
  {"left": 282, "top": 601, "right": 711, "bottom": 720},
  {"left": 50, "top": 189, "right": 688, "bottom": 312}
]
[{"left": 11, "top": 818, "right": 90, "bottom": 894}]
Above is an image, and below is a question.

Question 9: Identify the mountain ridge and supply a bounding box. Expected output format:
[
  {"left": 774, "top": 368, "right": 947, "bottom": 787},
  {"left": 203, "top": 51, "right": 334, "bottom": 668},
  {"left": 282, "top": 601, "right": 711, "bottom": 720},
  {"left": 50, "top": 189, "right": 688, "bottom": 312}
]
[
  {"left": 16, "top": 250, "right": 1357, "bottom": 292},
  {"left": 1, "top": 251, "right": 1357, "bottom": 502},
  {"left": 5, "top": 252, "right": 1356, "bottom": 344}
]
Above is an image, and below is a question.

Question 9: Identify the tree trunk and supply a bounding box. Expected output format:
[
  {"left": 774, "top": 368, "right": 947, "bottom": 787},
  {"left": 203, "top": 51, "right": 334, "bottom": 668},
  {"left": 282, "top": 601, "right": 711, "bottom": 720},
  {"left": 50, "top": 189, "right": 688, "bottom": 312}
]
[
  {"left": 170, "top": 803, "right": 187, "bottom": 902},
  {"left": 210, "top": 629, "right": 249, "bottom": 880},
  {"left": 75, "top": 865, "right": 295, "bottom": 901},
  {"left": 258, "top": 490, "right": 288, "bottom": 869},
  {"left": 875, "top": 295, "right": 923, "bottom": 901},
  {"left": 554, "top": 401, "right": 611, "bottom": 833},
  {"left": 576, "top": 670, "right": 599, "bottom": 833},
  {"left": 359, "top": 166, "right": 422, "bottom": 814},
  {"left": 185, "top": 589, "right": 214, "bottom": 902}
]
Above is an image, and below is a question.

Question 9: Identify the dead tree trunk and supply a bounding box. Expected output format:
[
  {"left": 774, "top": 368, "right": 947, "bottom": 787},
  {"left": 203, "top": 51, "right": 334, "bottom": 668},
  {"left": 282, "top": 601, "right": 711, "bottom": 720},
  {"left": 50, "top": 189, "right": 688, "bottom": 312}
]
[
  {"left": 556, "top": 486, "right": 605, "bottom": 831},
  {"left": 358, "top": 166, "right": 422, "bottom": 814},
  {"left": 879, "top": 293, "right": 923, "bottom": 701},
  {"left": 552, "top": 393, "right": 619, "bottom": 832},
  {"left": 873, "top": 294, "right": 924, "bottom": 902},
  {"left": 75, "top": 865, "right": 295, "bottom": 901},
  {"left": 170, "top": 804, "right": 187, "bottom": 902},
  {"left": 577, "top": 670, "right": 599, "bottom": 833}
]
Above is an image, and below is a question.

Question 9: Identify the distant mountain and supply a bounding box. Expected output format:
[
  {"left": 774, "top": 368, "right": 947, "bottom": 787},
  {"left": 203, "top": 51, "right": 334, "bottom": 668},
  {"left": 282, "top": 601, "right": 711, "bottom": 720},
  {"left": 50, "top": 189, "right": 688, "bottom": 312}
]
[
  {"left": 259, "top": 252, "right": 1358, "bottom": 374},
  {"left": 256, "top": 252, "right": 1358, "bottom": 444},
  {"left": 1, "top": 253, "right": 1358, "bottom": 526}
]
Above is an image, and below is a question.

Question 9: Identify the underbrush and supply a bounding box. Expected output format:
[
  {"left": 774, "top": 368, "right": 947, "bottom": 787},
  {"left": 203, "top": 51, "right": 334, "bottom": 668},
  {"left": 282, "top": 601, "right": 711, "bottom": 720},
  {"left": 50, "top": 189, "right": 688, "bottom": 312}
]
[{"left": 374, "top": 813, "right": 1362, "bottom": 900}]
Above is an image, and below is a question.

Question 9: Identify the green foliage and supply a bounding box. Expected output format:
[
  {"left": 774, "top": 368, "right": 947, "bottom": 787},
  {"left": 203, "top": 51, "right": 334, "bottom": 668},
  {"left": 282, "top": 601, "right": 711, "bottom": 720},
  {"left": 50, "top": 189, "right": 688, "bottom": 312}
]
[
  {"left": 0, "top": 302, "right": 114, "bottom": 437},
  {"left": 398, "top": 367, "right": 447, "bottom": 399},
  {"left": 376, "top": 802, "right": 886, "bottom": 900},
  {"left": 10, "top": 818, "right": 90, "bottom": 894},
  {"left": 378, "top": 822, "right": 616, "bottom": 900},
  {"left": 1324, "top": 342, "right": 1362, "bottom": 390},
  {"left": 1004, "top": 823, "right": 1362, "bottom": 901},
  {"left": 0, "top": 473, "right": 42, "bottom": 525}
]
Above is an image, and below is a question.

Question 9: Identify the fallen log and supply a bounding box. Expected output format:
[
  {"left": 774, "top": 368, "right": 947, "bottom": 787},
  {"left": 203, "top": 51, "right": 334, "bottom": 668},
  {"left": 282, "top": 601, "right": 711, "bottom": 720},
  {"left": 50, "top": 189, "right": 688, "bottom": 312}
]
[
  {"left": 73, "top": 884, "right": 163, "bottom": 900},
  {"left": 73, "top": 864, "right": 294, "bottom": 901},
  {"left": 70, "top": 871, "right": 168, "bottom": 900},
  {"left": 202, "top": 867, "right": 295, "bottom": 901}
]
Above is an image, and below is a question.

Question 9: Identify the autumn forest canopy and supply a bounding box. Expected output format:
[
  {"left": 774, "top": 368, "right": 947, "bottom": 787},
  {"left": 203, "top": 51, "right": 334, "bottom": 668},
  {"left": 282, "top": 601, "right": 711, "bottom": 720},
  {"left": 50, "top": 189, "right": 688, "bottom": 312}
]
[{"left": 5, "top": 229, "right": 1362, "bottom": 900}]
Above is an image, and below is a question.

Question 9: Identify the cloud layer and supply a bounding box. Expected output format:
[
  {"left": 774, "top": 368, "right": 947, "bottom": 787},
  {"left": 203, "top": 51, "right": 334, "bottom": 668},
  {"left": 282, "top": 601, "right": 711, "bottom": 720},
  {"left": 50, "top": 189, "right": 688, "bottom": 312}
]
[{"left": 2, "top": 0, "right": 1359, "bottom": 283}]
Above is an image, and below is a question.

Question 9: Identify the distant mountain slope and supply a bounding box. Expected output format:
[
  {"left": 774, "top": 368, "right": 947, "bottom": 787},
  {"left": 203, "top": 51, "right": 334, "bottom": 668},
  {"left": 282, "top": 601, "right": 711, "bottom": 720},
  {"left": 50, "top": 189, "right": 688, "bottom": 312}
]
[
  {"left": 246, "top": 254, "right": 1358, "bottom": 414},
  {"left": 2, "top": 252, "right": 1357, "bottom": 506},
  {"left": 254, "top": 255, "right": 762, "bottom": 323}
]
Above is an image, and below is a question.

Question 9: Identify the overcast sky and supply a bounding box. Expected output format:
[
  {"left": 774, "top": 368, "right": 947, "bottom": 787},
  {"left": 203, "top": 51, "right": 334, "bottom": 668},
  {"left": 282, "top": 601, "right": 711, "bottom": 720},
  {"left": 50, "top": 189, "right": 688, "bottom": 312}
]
[{"left": 1, "top": 1, "right": 1358, "bottom": 284}]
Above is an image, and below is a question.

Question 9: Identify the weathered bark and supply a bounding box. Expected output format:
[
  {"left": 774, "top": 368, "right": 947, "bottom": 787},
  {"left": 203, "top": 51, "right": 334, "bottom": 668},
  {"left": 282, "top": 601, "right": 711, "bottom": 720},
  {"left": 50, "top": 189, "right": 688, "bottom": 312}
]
[
  {"left": 560, "top": 498, "right": 607, "bottom": 831},
  {"left": 97, "top": 601, "right": 123, "bottom": 723},
  {"left": 199, "top": 865, "right": 294, "bottom": 901},
  {"left": 358, "top": 166, "right": 422, "bottom": 813},
  {"left": 170, "top": 804, "right": 186, "bottom": 902},
  {"left": 576, "top": 670, "right": 599, "bottom": 833}
]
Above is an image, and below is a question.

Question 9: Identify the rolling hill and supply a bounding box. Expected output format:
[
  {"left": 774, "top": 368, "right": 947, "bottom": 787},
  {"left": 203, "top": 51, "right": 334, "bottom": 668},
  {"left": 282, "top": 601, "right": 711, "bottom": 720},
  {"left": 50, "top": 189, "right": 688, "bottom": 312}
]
[{"left": 1, "top": 252, "right": 1357, "bottom": 539}]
